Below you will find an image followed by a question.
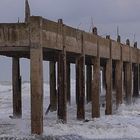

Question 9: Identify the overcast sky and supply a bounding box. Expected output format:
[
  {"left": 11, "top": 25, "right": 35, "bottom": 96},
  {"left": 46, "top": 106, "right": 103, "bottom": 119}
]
[{"left": 0, "top": 0, "right": 140, "bottom": 81}]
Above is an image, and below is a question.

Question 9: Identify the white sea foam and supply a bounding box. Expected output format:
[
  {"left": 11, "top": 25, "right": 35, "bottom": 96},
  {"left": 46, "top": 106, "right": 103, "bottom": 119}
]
[{"left": 0, "top": 81, "right": 140, "bottom": 139}]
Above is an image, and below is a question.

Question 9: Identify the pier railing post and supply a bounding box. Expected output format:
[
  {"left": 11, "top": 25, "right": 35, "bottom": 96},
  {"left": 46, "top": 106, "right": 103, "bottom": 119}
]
[
  {"left": 12, "top": 57, "right": 22, "bottom": 118},
  {"left": 30, "top": 17, "right": 43, "bottom": 135}
]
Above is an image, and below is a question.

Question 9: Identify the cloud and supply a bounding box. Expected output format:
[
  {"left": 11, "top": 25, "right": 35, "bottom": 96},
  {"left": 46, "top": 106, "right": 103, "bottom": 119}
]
[
  {"left": 0, "top": 0, "right": 140, "bottom": 80},
  {"left": 0, "top": 0, "right": 139, "bottom": 24}
]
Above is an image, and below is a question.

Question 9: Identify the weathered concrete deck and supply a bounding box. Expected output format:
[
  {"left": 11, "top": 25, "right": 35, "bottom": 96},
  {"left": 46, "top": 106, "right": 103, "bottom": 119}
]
[{"left": 0, "top": 18, "right": 139, "bottom": 63}]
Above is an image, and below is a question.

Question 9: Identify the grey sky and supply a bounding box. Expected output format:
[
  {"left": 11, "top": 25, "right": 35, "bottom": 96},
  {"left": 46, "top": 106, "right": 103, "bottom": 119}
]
[{"left": 0, "top": 0, "right": 140, "bottom": 81}]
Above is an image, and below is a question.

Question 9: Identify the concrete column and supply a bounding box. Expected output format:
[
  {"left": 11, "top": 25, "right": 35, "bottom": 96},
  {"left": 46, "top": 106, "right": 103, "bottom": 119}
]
[
  {"left": 125, "top": 39, "right": 132, "bottom": 104},
  {"left": 76, "top": 55, "right": 85, "bottom": 120},
  {"left": 139, "top": 64, "right": 140, "bottom": 91},
  {"left": 125, "top": 62, "right": 132, "bottom": 104},
  {"left": 57, "top": 19, "right": 67, "bottom": 122},
  {"left": 105, "top": 59, "right": 112, "bottom": 115},
  {"left": 115, "top": 35, "right": 123, "bottom": 108},
  {"left": 138, "top": 64, "right": 140, "bottom": 90},
  {"left": 92, "top": 57, "right": 100, "bottom": 118},
  {"left": 12, "top": 57, "right": 22, "bottom": 118},
  {"left": 112, "top": 66, "right": 115, "bottom": 90},
  {"left": 133, "top": 42, "right": 139, "bottom": 97},
  {"left": 49, "top": 61, "right": 57, "bottom": 111},
  {"left": 57, "top": 51, "right": 67, "bottom": 122},
  {"left": 29, "top": 16, "right": 44, "bottom": 135},
  {"left": 30, "top": 47, "right": 43, "bottom": 134},
  {"left": 115, "top": 61, "right": 123, "bottom": 108},
  {"left": 86, "top": 65, "right": 92, "bottom": 103},
  {"left": 133, "top": 64, "right": 139, "bottom": 97},
  {"left": 76, "top": 61, "right": 78, "bottom": 105},
  {"left": 92, "top": 28, "right": 100, "bottom": 118},
  {"left": 123, "top": 64, "right": 126, "bottom": 93},
  {"left": 105, "top": 36, "right": 112, "bottom": 115},
  {"left": 67, "top": 62, "right": 71, "bottom": 104},
  {"left": 102, "top": 66, "right": 106, "bottom": 90}
]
